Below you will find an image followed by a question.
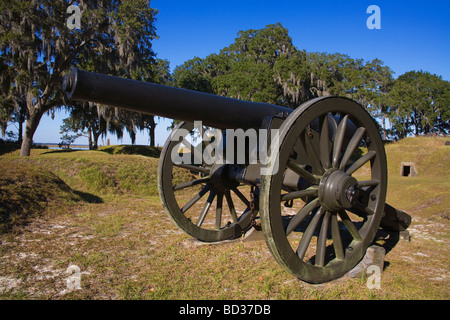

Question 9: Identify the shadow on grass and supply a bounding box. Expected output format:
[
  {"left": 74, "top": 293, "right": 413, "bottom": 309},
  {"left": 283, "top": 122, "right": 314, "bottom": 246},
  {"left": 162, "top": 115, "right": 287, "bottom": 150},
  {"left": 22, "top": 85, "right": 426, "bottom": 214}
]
[
  {"left": 0, "top": 142, "right": 21, "bottom": 156},
  {"left": 98, "top": 145, "right": 161, "bottom": 158},
  {"left": 374, "top": 229, "right": 400, "bottom": 255},
  {"left": 73, "top": 190, "right": 103, "bottom": 204},
  {"left": 0, "top": 171, "right": 103, "bottom": 233},
  {"left": 40, "top": 145, "right": 162, "bottom": 158},
  {"left": 41, "top": 148, "right": 79, "bottom": 155}
]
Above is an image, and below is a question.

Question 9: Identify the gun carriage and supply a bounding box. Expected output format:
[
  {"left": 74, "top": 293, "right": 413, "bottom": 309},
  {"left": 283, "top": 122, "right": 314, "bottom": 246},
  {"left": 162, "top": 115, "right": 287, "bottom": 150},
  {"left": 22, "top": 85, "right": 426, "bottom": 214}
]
[{"left": 63, "top": 68, "right": 410, "bottom": 283}]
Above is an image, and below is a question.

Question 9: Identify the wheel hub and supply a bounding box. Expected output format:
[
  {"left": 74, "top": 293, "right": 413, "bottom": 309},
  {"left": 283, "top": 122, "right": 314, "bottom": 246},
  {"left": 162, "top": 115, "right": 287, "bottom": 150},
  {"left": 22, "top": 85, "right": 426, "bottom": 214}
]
[
  {"left": 209, "top": 164, "right": 239, "bottom": 193},
  {"left": 319, "top": 169, "right": 359, "bottom": 211}
]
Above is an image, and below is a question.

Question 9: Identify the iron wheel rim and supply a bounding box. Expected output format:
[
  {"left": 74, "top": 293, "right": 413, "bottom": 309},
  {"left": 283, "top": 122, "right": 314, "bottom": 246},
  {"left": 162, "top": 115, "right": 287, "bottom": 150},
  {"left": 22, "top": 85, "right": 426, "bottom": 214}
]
[
  {"left": 158, "top": 121, "right": 253, "bottom": 242},
  {"left": 261, "top": 97, "right": 387, "bottom": 283}
]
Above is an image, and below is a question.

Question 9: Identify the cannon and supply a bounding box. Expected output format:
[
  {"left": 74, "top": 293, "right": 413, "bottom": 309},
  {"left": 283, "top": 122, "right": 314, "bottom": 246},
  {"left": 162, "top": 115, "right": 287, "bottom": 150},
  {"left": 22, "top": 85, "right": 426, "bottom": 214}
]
[{"left": 62, "top": 68, "right": 411, "bottom": 284}]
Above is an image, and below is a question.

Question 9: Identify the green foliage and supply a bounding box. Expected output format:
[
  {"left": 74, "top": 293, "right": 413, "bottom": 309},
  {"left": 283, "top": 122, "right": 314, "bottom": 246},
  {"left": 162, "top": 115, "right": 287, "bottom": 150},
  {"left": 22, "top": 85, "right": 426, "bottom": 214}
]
[
  {"left": 59, "top": 118, "right": 85, "bottom": 148},
  {"left": 173, "top": 23, "right": 448, "bottom": 141},
  {"left": 173, "top": 23, "right": 304, "bottom": 106},
  {"left": 0, "top": 0, "right": 160, "bottom": 156},
  {"left": 173, "top": 57, "right": 215, "bottom": 93},
  {"left": 386, "top": 71, "right": 449, "bottom": 138},
  {"left": 172, "top": 24, "right": 396, "bottom": 109}
]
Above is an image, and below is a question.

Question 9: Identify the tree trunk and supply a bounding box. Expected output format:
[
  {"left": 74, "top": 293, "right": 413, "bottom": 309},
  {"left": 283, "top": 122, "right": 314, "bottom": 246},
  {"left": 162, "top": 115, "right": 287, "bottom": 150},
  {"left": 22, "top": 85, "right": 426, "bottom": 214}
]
[
  {"left": 149, "top": 125, "right": 155, "bottom": 147},
  {"left": 88, "top": 126, "right": 93, "bottom": 149},
  {"left": 18, "top": 110, "right": 24, "bottom": 145},
  {"left": 20, "top": 108, "right": 43, "bottom": 156},
  {"left": 92, "top": 129, "right": 100, "bottom": 149},
  {"left": 149, "top": 116, "right": 156, "bottom": 147}
]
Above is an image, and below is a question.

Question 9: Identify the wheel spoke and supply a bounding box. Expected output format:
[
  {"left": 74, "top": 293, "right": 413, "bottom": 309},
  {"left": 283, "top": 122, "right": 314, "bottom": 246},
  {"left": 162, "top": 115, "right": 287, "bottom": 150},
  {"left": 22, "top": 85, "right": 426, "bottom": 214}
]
[
  {"left": 161, "top": 122, "right": 254, "bottom": 243},
  {"left": 255, "top": 96, "right": 388, "bottom": 283},
  {"left": 304, "top": 131, "right": 324, "bottom": 174},
  {"left": 281, "top": 187, "right": 318, "bottom": 202},
  {"left": 287, "top": 159, "right": 319, "bottom": 185},
  {"left": 181, "top": 184, "right": 211, "bottom": 213},
  {"left": 316, "top": 210, "right": 331, "bottom": 267},
  {"left": 197, "top": 191, "right": 216, "bottom": 227},
  {"left": 215, "top": 193, "right": 223, "bottom": 229},
  {"left": 331, "top": 214, "right": 344, "bottom": 260},
  {"left": 338, "top": 210, "right": 362, "bottom": 241},
  {"left": 345, "top": 150, "right": 376, "bottom": 175},
  {"left": 173, "top": 177, "right": 210, "bottom": 191},
  {"left": 285, "top": 198, "right": 319, "bottom": 237},
  {"left": 174, "top": 163, "right": 210, "bottom": 175},
  {"left": 357, "top": 179, "right": 379, "bottom": 188},
  {"left": 231, "top": 187, "right": 251, "bottom": 207},
  {"left": 339, "top": 127, "right": 366, "bottom": 170},
  {"left": 297, "top": 206, "right": 324, "bottom": 259},
  {"left": 319, "top": 114, "right": 331, "bottom": 169},
  {"left": 224, "top": 190, "right": 239, "bottom": 223},
  {"left": 332, "top": 115, "right": 349, "bottom": 168}
]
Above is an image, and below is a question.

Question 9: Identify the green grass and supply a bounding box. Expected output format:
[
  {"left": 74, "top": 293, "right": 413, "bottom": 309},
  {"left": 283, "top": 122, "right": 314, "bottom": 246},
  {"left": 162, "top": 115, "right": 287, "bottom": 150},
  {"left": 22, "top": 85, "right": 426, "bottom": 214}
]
[
  {"left": 384, "top": 137, "right": 450, "bottom": 218},
  {"left": 0, "top": 138, "right": 449, "bottom": 300},
  {"left": 0, "top": 145, "right": 162, "bottom": 231},
  {"left": 0, "top": 159, "right": 84, "bottom": 231}
]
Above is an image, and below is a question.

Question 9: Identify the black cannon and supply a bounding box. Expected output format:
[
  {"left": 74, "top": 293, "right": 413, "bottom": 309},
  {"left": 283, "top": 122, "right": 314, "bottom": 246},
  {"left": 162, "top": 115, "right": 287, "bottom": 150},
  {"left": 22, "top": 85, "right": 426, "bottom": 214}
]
[{"left": 63, "top": 68, "right": 411, "bottom": 283}]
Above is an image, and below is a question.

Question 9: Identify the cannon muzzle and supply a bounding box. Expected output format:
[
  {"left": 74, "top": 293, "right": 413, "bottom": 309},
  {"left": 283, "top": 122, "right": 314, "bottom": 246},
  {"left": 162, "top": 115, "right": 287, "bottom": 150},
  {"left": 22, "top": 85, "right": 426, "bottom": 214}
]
[{"left": 63, "top": 68, "right": 292, "bottom": 130}]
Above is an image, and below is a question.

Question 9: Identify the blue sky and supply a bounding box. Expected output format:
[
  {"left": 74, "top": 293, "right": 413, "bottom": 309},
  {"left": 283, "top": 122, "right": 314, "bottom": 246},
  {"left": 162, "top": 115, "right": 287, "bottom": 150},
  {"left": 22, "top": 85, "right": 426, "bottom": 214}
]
[{"left": 31, "top": 0, "right": 450, "bottom": 146}]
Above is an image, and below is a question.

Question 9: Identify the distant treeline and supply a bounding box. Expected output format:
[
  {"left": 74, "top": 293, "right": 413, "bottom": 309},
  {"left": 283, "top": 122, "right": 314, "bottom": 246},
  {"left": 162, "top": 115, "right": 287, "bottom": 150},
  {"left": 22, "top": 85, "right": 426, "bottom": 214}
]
[
  {"left": 171, "top": 23, "right": 449, "bottom": 140},
  {"left": 1, "top": 1, "right": 448, "bottom": 158}
]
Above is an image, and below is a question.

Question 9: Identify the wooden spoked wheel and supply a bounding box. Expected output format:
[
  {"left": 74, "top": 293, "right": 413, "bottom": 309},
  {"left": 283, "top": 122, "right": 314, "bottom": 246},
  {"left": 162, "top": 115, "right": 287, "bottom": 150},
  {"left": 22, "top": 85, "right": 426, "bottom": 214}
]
[
  {"left": 261, "top": 97, "right": 387, "bottom": 283},
  {"left": 158, "top": 121, "right": 253, "bottom": 242}
]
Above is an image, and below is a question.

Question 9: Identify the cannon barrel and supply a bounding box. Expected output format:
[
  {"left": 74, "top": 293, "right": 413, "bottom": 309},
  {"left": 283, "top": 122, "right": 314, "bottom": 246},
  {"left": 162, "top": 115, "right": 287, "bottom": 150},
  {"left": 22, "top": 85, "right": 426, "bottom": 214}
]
[{"left": 62, "top": 68, "right": 292, "bottom": 130}]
